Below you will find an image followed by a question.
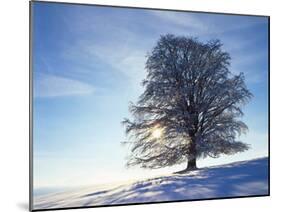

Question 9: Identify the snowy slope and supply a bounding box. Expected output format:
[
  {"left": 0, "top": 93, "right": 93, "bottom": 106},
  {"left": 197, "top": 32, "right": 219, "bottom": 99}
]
[{"left": 34, "top": 157, "right": 269, "bottom": 210}]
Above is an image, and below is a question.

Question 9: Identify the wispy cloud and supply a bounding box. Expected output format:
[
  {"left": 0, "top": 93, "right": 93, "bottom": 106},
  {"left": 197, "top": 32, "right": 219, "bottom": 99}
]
[
  {"left": 150, "top": 10, "right": 266, "bottom": 38},
  {"left": 86, "top": 42, "right": 146, "bottom": 88},
  {"left": 59, "top": 7, "right": 267, "bottom": 91},
  {"left": 150, "top": 10, "right": 208, "bottom": 33},
  {"left": 34, "top": 73, "right": 95, "bottom": 98},
  {"left": 61, "top": 12, "right": 149, "bottom": 92}
]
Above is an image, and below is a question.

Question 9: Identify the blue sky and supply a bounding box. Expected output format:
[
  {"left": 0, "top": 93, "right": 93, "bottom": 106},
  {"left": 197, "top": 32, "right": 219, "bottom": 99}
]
[{"left": 32, "top": 2, "right": 268, "bottom": 188}]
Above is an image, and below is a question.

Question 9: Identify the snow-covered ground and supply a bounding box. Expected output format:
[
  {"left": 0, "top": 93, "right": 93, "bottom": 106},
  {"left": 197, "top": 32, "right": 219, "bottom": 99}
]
[{"left": 34, "top": 157, "right": 268, "bottom": 210}]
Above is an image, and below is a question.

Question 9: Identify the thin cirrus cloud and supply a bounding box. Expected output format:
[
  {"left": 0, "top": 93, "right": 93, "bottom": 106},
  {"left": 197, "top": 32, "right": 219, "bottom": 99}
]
[
  {"left": 150, "top": 10, "right": 208, "bottom": 33},
  {"left": 61, "top": 30, "right": 148, "bottom": 92},
  {"left": 58, "top": 6, "right": 266, "bottom": 96},
  {"left": 149, "top": 9, "right": 266, "bottom": 37},
  {"left": 85, "top": 42, "right": 147, "bottom": 88},
  {"left": 34, "top": 73, "right": 95, "bottom": 98}
]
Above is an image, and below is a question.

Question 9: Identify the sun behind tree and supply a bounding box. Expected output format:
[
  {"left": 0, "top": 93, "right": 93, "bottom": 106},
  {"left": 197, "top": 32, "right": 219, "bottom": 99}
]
[
  {"left": 123, "top": 34, "right": 252, "bottom": 172},
  {"left": 151, "top": 127, "right": 163, "bottom": 139}
]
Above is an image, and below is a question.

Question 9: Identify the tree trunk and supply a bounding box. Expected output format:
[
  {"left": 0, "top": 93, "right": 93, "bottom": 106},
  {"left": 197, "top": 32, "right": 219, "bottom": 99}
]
[
  {"left": 174, "top": 136, "right": 197, "bottom": 174},
  {"left": 186, "top": 136, "right": 197, "bottom": 170},
  {"left": 187, "top": 157, "right": 197, "bottom": 170},
  {"left": 174, "top": 154, "right": 197, "bottom": 174}
]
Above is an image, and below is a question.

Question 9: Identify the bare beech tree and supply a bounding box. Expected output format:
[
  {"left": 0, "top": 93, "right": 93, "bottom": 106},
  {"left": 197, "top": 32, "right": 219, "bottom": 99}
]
[{"left": 123, "top": 34, "right": 252, "bottom": 171}]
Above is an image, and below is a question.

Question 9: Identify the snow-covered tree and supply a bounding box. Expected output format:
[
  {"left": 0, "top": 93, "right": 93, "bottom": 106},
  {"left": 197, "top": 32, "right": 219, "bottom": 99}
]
[{"left": 123, "top": 34, "right": 252, "bottom": 171}]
